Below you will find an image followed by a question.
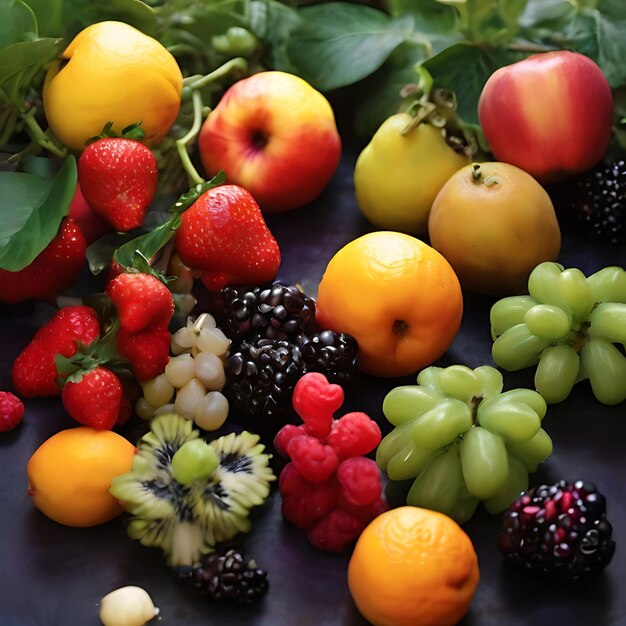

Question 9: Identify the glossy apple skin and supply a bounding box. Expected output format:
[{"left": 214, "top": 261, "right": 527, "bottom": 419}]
[
  {"left": 478, "top": 51, "right": 613, "bottom": 183},
  {"left": 198, "top": 71, "right": 341, "bottom": 213}
]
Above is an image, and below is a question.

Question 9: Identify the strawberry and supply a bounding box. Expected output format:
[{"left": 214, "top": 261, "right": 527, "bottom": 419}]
[
  {"left": 68, "top": 182, "right": 112, "bottom": 245},
  {"left": 77, "top": 138, "right": 158, "bottom": 232},
  {"left": 175, "top": 184, "right": 281, "bottom": 290},
  {"left": 116, "top": 325, "right": 171, "bottom": 383},
  {"left": 105, "top": 272, "right": 175, "bottom": 334},
  {"left": 61, "top": 366, "right": 123, "bottom": 430},
  {"left": 0, "top": 217, "right": 86, "bottom": 304},
  {"left": 12, "top": 306, "right": 101, "bottom": 397}
]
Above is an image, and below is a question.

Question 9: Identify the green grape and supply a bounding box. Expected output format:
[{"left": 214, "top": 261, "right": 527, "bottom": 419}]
[
  {"left": 492, "top": 324, "right": 553, "bottom": 371},
  {"left": 496, "top": 388, "right": 547, "bottom": 420},
  {"left": 407, "top": 446, "right": 465, "bottom": 518},
  {"left": 376, "top": 423, "right": 413, "bottom": 470},
  {"left": 534, "top": 344, "right": 580, "bottom": 404},
  {"left": 437, "top": 365, "right": 482, "bottom": 402},
  {"left": 588, "top": 302, "right": 626, "bottom": 344},
  {"left": 581, "top": 338, "right": 626, "bottom": 405},
  {"left": 506, "top": 428, "right": 553, "bottom": 465},
  {"left": 523, "top": 304, "right": 572, "bottom": 339},
  {"left": 385, "top": 443, "right": 434, "bottom": 481},
  {"left": 474, "top": 365, "right": 503, "bottom": 399},
  {"left": 459, "top": 427, "right": 508, "bottom": 500},
  {"left": 483, "top": 454, "right": 529, "bottom": 514},
  {"left": 588, "top": 266, "right": 626, "bottom": 304},
  {"left": 448, "top": 486, "right": 480, "bottom": 524},
  {"left": 416, "top": 366, "right": 443, "bottom": 390},
  {"left": 527, "top": 262, "right": 566, "bottom": 306},
  {"left": 559, "top": 268, "right": 594, "bottom": 321},
  {"left": 490, "top": 296, "right": 537, "bottom": 337},
  {"left": 170, "top": 439, "right": 219, "bottom": 486},
  {"left": 476, "top": 399, "right": 541, "bottom": 442},
  {"left": 382, "top": 385, "right": 443, "bottom": 426},
  {"left": 410, "top": 398, "right": 473, "bottom": 450}
]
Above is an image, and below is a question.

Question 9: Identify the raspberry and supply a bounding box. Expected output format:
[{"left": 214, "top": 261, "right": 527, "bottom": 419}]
[
  {"left": 307, "top": 509, "right": 364, "bottom": 553},
  {"left": 326, "top": 412, "right": 382, "bottom": 458},
  {"left": 292, "top": 372, "right": 344, "bottom": 439},
  {"left": 274, "top": 424, "right": 307, "bottom": 458},
  {"left": 336, "top": 457, "right": 382, "bottom": 507},
  {"left": 338, "top": 496, "right": 390, "bottom": 522},
  {"left": 279, "top": 465, "right": 339, "bottom": 529},
  {"left": 0, "top": 391, "right": 24, "bottom": 432},
  {"left": 286, "top": 435, "right": 339, "bottom": 483}
]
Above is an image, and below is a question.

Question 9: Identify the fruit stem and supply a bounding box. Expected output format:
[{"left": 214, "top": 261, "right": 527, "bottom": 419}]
[
  {"left": 182, "top": 57, "right": 248, "bottom": 95},
  {"left": 20, "top": 107, "right": 67, "bottom": 159},
  {"left": 471, "top": 163, "right": 500, "bottom": 187},
  {"left": 470, "top": 395, "right": 482, "bottom": 425},
  {"left": 176, "top": 90, "right": 205, "bottom": 187}
]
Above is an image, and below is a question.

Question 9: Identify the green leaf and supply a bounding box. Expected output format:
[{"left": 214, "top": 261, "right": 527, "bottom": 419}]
[
  {"left": 113, "top": 214, "right": 181, "bottom": 271},
  {"left": 561, "top": 9, "right": 626, "bottom": 87},
  {"left": 250, "top": 0, "right": 302, "bottom": 72},
  {"left": 354, "top": 43, "right": 426, "bottom": 138},
  {"left": 0, "top": 0, "right": 38, "bottom": 48},
  {"left": 519, "top": 0, "right": 575, "bottom": 28},
  {"left": 285, "top": 3, "right": 414, "bottom": 91},
  {"left": 0, "top": 156, "right": 77, "bottom": 271},
  {"left": 420, "top": 43, "right": 522, "bottom": 126},
  {"left": 0, "top": 37, "right": 61, "bottom": 96},
  {"left": 24, "top": 0, "right": 157, "bottom": 39}
]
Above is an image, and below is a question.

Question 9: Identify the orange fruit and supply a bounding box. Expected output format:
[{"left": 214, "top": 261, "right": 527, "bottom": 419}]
[
  {"left": 315, "top": 231, "right": 463, "bottom": 377},
  {"left": 348, "top": 506, "right": 480, "bottom": 626},
  {"left": 27, "top": 427, "right": 136, "bottom": 527}
]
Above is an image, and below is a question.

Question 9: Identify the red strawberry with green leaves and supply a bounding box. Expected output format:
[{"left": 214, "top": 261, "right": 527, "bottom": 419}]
[
  {"left": 105, "top": 272, "right": 175, "bottom": 334},
  {"left": 12, "top": 305, "right": 100, "bottom": 397},
  {"left": 0, "top": 217, "right": 86, "bottom": 304},
  {"left": 175, "top": 184, "right": 281, "bottom": 290},
  {"left": 116, "top": 325, "right": 171, "bottom": 383},
  {"left": 78, "top": 138, "right": 158, "bottom": 232},
  {"left": 61, "top": 366, "right": 123, "bottom": 430}
]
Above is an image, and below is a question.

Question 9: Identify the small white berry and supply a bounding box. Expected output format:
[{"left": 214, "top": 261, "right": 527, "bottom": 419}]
[{"left": 98, "top": 585, "right": 159, "bottom": 626}]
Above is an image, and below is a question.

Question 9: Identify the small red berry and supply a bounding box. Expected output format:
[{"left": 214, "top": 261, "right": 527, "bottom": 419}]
[
  {"left": 292, "top": 372, "right": 344, "bottom": 439},
  {"left": 0, "top": 392, "right": 24, "bottom": 432},
  {"left": 336, "top": 457, "right": 382, "bottom": 507},
  {"left": 286, "top": 435, "right": 339, "bottom": 483},
  {"left": 326, "top": 411, "right": 381, "bottom": 458},
  {"left": 307, "top": 509, "right": 364, "bottom": 553},
  {"left": 274, "top": 424, "right": 307, "bottom": 457}
]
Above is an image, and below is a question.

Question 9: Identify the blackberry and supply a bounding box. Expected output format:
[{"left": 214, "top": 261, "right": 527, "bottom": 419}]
[
  {"left": 225, "top": 339, "right": 305, "bottom": 430},
  {"left": 498, "top": 480, "right": 615, "bottom": 578},
  {"left": 297, "top": 330, "right": 359, "bottom": 386},
  {"left": 222, "top": 283, "right": 319, "bottom": 346},
  {"left": 178, "top": 548, "right": 269, "bottom": 605},
  {"left": 564, "top": 160, "right": 626, "bottom": 244}
]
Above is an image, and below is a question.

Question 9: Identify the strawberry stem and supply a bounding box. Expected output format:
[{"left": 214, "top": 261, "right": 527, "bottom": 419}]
[{"left": 20, "top": 107, "right": 67, "bottom": 159}]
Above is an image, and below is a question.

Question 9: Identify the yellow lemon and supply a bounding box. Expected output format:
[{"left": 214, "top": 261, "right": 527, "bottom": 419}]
[{"left": 44, "top": 21, "right": 183, "bottom": 151}]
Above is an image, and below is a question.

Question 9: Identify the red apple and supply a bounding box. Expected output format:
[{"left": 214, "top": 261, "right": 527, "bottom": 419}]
[
  {"left": 198, "top": 71, "right": 342, "bottom": 213},
  {"left": 478, "top": 51, "right": 613, "bottom": 183},
  {"left": 68, "top": 183, "right": 111, "bottom": 245}
]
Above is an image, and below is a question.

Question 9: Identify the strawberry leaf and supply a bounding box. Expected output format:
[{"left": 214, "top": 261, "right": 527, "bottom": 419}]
[{"left": 0, "top": 155, "right": 77, "bottom": 271}]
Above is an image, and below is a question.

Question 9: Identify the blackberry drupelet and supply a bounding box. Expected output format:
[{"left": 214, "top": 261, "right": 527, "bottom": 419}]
[
  {"left": 178, "top": 548, "right": 269, "bottom": 605},
  {"left": 222, "top": 283, "right": 319, "bottom": 346},
  {"left": 568, "top": 160, "right": 626, "bottom": 244},
  {"left": 297, "top": 330, "right": 359, "bottom": 386},
  {"left": 498, "top": 480, "right": 615, "bottom": 578},
  {"left": 225, "top": 339, "right": 305, "bottom": 429}
]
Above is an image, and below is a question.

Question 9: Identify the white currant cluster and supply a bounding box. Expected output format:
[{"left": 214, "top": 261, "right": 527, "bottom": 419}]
[{"left": 135, "top": 313, "right": 231, "bottom": 430}]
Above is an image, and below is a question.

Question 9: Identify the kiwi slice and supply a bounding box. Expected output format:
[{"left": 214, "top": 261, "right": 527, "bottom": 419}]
[{"left": 110, "top": 413, "right": 275, "bottom": 567}]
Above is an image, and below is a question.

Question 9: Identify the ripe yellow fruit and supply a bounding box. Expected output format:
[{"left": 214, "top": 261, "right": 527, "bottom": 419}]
[
  {"left": 348, "top": 506, "right": 480, "bottom": 626},
  {"left": 354, "top": 114, "right": 469, "bottom": 235},
  {"left": 27, "top": 426, "right": 136, "bottom": 527},
  {"left": 44, "top": 21, "right": 183, "bottom": 151},
  {"left": 316, "top": 232, "right": 463, "bottom": 377}
]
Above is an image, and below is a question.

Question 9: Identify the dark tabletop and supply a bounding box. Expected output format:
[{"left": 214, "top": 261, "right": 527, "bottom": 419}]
[{"left": 1, "top": 140, "right": 625, "bottom": 626}]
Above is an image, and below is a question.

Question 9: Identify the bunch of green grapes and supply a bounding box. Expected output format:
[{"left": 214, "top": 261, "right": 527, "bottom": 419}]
[
  {"left": 491, "top": 262, "right": 626, "bottom": 405},
  {"left": 376, "top": 365, "right": 552, "bottom": 523}
]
